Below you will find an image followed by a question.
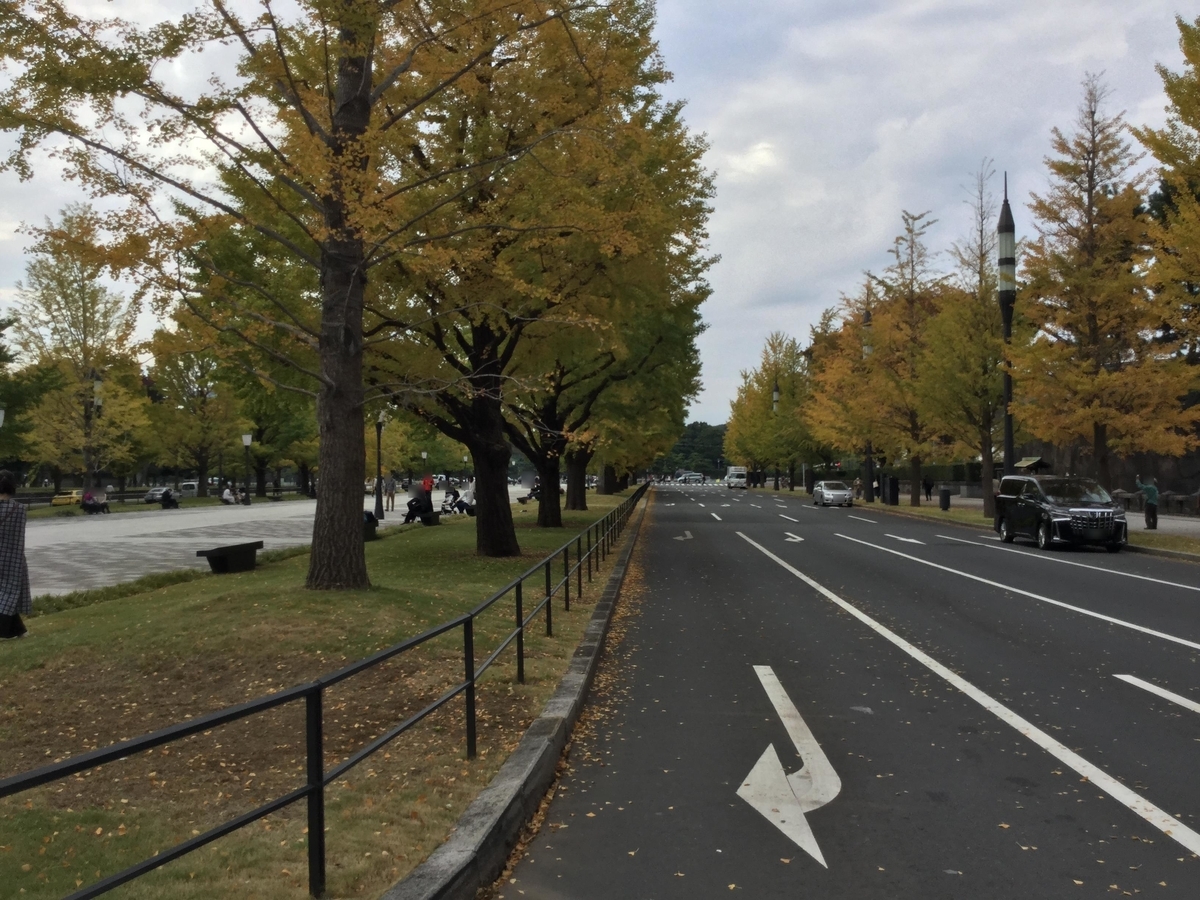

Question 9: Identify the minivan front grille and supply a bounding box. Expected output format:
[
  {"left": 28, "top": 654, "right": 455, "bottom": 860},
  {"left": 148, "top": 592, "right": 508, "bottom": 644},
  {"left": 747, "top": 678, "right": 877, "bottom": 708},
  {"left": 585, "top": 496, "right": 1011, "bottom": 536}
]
[{"left": 1069, "top": 508, "right": 1113, "bottom": 531}]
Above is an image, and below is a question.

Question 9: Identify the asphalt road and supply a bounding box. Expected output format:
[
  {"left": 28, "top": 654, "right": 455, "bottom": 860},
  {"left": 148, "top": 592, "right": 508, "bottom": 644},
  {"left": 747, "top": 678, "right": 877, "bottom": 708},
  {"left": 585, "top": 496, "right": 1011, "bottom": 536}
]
[{"left": 504, "top": 484, "right": 1200, "bottom": 899}]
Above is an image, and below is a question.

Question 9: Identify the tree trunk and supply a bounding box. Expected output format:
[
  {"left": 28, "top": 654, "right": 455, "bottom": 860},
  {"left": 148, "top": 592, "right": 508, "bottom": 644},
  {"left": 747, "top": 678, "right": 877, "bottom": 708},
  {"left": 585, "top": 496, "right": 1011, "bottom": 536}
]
[
  {"left": 305, "top": 29, "right": 373, "bottom": 590},
  {"left": 469, "top": 432, "right": 521, "bottom": 556},
  {"left": 788, "top": 460, "right": 795, "bottom": 491},
  {"left": 53, "top": 467, "right": 62, "bottom": 493},
  {"left": 909, "top": 456, "right": 922, "bottom": 506},
  {"left": 1093, "top": 422, "right": 1111, "bottom": 489},
  {"left": 565, "top": 448, "right": 591, "bottom": 511},
  {"left": 536, "top": 453, "right": 563, "bottom": 527},
  {"left": 980, "top": 421, "right": 996, "bottom": 520},
  {"left": 618, "top": 472, "right": 629, "bottom": 491},
  {"left": 597, "top": 464, "right": 617, "bottom": 495},
  {"left": 255, "top": 461, "right": 268, "bottom": 497},
  {"left": 196, "top": 452, "right": 209, "bottom": 498},
  {"left": 298, "top": 462, "right": 310, "bottom": 495}
]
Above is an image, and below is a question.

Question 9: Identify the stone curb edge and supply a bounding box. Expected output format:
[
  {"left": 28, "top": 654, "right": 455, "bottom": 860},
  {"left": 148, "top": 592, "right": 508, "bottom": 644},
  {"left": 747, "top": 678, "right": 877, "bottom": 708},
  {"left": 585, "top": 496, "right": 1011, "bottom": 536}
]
[
  {"left": 380, "top": 495, "right": 651, "bottom": 900},
  {"left": 865, "top": 504, "right": 1200, "bottom": 563}
]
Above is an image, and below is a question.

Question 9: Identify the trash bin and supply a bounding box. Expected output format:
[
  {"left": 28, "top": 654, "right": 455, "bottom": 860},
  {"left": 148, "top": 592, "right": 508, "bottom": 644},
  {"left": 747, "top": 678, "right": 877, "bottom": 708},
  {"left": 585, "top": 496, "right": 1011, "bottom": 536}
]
[
  {"left": 364, "top": 510, "right": 379, "bottom": 541},
  {"left": 939, "top": 487, "right": 951, "bottom": 511},
  {"left": 888, "top": 478, "right": 900, "bottom": 506}
]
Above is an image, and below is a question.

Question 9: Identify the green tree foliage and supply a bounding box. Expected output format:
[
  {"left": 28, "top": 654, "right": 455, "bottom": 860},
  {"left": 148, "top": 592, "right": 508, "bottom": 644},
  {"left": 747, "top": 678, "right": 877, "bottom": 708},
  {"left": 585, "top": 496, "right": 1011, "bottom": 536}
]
[
  {"left": 1013, "top": 75, "right": 1197, "bottom": 487},
  {"left": 654, "top": 422, "right": 726, "bottom": 477}
]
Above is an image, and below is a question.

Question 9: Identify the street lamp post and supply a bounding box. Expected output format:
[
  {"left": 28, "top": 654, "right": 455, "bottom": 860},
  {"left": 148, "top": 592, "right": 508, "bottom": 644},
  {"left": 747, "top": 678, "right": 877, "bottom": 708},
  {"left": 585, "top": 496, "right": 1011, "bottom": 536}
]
[
  {"left": 241, "top": 433, "right": 253, "bottom": 505},
  {"left": 862, "top": 309, "right": 875, "bottom": 503},
  {"left": 998, "top": 174, "right": 1017, "bottom": 476},
  {"left": 374, "top": 410, "right": 385, "bottom": 520},
  {"left": 463, "top": 454, "right": 469, "bottom": 484}
]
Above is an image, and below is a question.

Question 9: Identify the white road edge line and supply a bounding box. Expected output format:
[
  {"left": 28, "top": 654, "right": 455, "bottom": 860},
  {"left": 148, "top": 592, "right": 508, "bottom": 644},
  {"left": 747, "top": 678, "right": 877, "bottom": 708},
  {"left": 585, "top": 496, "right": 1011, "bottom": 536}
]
[
  {"left": 836, "top": 533, "right": 1200, "bottom": 653},
  {"left": 735, "top": 530, "right": 1200, "bottom": 857},
  {"left": 847, "top": 515, "right": 877, "bottom": 524},
  {"left": 935, "top": 533, "right": 1200, "bottom": 595},
  {"left": 712, "top": 513, "right": 722, "bottom": 521},
  {"left": 779, "top": 514, "right": 799, "bottom": 523},
  {"left": 1114, "top": 674, "right": 1200, "bottom": 716}
]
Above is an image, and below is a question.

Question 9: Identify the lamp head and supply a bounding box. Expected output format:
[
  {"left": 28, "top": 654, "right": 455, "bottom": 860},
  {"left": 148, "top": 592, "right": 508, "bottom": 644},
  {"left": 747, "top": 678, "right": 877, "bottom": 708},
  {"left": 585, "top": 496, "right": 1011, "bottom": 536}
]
[
  {"left": 998, "top": 173, "right": 1017, "bottom": 296},
  {"left": 242, "top": 433, "right": 252, "bottom": 447}
]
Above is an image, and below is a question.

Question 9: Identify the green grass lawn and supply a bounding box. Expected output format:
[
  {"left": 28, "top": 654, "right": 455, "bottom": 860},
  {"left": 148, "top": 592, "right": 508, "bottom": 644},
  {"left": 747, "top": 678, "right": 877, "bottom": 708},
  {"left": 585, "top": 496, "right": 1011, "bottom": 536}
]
[{"left": 0, "top": 491, "right": 640, "bottom": 899}]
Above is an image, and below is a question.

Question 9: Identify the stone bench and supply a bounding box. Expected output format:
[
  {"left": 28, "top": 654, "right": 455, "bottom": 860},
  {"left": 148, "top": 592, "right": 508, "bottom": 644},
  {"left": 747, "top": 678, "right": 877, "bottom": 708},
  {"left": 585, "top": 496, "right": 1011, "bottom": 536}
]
[{"left": 196, "top": 541, "right": 264, "bottom": 574}]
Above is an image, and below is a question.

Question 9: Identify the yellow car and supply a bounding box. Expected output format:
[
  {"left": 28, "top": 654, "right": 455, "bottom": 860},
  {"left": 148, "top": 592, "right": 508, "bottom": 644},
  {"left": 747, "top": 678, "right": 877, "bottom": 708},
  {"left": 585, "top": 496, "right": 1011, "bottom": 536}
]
[{"left": 50, "top": 490, "right": 83, "bottom": 506}]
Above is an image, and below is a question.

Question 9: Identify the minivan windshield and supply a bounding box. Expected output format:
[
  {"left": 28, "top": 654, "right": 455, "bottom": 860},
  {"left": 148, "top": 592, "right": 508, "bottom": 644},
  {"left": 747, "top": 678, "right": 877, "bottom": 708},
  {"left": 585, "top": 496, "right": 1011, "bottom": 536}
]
[
  {"left": 823, "top": 481, "right": 848, "bottom": 491},
  {"left": 1039, "top": 478, "right": 1112, "bottom": 505}
]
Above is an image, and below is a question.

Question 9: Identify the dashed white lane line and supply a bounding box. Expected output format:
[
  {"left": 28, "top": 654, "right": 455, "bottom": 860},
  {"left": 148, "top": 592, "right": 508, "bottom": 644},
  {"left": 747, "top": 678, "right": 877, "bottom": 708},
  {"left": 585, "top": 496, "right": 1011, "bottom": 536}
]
[
  {"left": 698, "top": 503, "right": 706, "bottom": 508},
  {"left": 884, "top": 534, "right": 925, "bottom": 545},
  {"left": 779, "top": 514, "right": 799, "bottom": 523},
  {"left": 736, "top": 531, "right": 1200, "bottom": 858},
  {"left": 751, "top": 504, "right": 762, "bottom": 509},
  {"left": 1114, "top": 674, "right": 1200, "bottom": 716},
  {"left": 836, "top": 533, "right": 1200, "bottom": 653},
  {"left": 847, "top": 515, "right": 876, "bottom": 524},
  {"left": 936, "top": 533, "right": 1200, "bottom": 594},
  {"left": 712, "top": 513, "right": 722, "bottom": 521}
]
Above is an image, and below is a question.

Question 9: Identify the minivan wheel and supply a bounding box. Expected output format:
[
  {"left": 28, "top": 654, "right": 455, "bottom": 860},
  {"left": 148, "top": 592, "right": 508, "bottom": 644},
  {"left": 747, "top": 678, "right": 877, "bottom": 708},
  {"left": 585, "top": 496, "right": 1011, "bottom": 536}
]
[
  {"left": 999, "top": 518, "right": 1014, "bottom": 543},
  {"left": 1037, "top": 520, "right": 1053, "bottom": 550},
  {"left": 1106, "top": 543, "right": 1122, "bottom": 554}
]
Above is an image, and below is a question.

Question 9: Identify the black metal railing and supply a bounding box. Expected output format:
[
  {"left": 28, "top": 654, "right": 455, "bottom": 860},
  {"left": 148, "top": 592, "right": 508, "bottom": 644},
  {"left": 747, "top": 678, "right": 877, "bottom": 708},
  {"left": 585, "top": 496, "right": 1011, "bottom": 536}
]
[{"left": 0, "top": 483, "right": 648, "bottom": 899}]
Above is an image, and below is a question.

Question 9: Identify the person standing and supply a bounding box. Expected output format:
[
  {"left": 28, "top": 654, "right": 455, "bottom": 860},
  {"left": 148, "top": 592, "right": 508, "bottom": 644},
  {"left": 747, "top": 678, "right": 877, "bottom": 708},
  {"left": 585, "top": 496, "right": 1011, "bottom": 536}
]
[
  {"left": 0, "top": 470, "right": 32, "bottom": 639},
  {"left": 1135, "top": 475, "right": 1159, "bottom": 530},
  {"left": 923, "top": 476, "right": 934, "bottom": 502},
  {"left": 384, "top": 473, "right": 396, "bottom": 512}
]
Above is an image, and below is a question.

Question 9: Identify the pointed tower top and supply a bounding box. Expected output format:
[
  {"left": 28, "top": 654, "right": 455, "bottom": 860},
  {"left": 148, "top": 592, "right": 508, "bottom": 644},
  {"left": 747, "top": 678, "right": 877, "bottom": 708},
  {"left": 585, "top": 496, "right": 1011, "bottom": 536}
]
[{"left": 998, "top": 171, "right": 1015, "bottom": 235}]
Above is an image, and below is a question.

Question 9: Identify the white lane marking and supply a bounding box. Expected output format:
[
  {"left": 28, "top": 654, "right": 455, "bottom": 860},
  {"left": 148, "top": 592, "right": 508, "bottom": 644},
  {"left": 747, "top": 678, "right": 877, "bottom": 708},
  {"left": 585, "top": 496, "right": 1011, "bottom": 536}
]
[
  {"left": 698, "top": 503, "right": 706, "bottom": 508},
  {"left": 722, "top": 504, "right": 731, "bottom": 508},
  {"left": 712, "top": 513, "right": 722, "bottom": 521},
  {"left": 847, "top": 515, "right": 877, "bottom": 524},
  {"left": 884, "top": 534, "right": 925, "bottom": 545},
  {"left": 738, "top": 665, "right": 841, "bottom": 867},
  {"left": 673, "top": 530, "right": 693, "bottom": 542},
  {"left": 784, "top": 532, "right": 804, "bottom": 543},
  {"left": 936, "top": 533, "right": 1200, "bottom": 595},
  {"left": 836, "top": 533, "right": 1200, "bottom": 653},
  {"left": 1114, "top": 674, "right": 1200, "bottom": 716},
  {"left": 780, "top": 514, "right": 799, "bottom": 523},
  {"left": 751, "top": 504, "right": 762, "bottom": 509},
  {"left": 735, "top": 531, "right": 1200, "bottom": 858}
]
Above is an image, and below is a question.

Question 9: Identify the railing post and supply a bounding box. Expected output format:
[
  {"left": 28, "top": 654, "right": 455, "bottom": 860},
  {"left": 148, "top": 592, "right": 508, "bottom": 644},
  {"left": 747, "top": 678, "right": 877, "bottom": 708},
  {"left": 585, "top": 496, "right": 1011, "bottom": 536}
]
[
  {"left": 544, "top": 560, "right": 553, "bottom": 637},
  {"left": 464, "top": 617, "right": 477, "bottom": 759},
  {"left": 305, "top": 687, "right": 327, "bottom": 899},
  {"left": 515, "top": 582, "right": 525, "bottom": 684},
  {"left": 563, "top": 546, "right": 570, "bottom": 610},
  {"left": 576, "top": 536, "right": 583, "bottom": 596},
  {"left": 587, "top": 528, "right": 593, "bottom": 581}
]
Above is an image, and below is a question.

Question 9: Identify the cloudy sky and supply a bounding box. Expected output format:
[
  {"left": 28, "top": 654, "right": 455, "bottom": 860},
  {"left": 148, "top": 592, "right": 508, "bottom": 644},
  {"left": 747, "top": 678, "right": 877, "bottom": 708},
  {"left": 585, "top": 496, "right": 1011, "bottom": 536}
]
[{"left": 0, "top": 1, "right": 1191, "bottom": 425}]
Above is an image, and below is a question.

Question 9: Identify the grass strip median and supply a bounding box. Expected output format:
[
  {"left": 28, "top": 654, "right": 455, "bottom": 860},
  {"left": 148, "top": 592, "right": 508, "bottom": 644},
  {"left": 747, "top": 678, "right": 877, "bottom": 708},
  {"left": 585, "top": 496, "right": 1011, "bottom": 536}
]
[{"left": 0, "top": 492, "right": 640, "bottom": 899}]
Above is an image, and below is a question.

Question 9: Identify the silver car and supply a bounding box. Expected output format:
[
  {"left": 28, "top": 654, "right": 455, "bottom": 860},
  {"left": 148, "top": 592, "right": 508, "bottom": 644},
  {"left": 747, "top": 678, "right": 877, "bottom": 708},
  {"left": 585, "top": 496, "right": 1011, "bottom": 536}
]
[{"left": 813, "top": 480, "right": 853, "bottom": 507}]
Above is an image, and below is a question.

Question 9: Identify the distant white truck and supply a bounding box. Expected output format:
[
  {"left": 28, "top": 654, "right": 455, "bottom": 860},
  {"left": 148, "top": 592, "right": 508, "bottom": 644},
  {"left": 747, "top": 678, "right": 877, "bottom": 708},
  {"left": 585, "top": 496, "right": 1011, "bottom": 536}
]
[{"left": 726, "top": 466, "right": 748, "bottom": 489}]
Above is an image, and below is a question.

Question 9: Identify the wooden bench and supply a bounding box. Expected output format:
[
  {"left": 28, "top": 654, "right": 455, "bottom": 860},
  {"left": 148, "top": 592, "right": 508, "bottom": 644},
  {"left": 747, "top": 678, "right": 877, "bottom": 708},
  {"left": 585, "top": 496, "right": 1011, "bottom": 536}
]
[{"left": 196, "top": 541, "right": 264, "bottom": 574}]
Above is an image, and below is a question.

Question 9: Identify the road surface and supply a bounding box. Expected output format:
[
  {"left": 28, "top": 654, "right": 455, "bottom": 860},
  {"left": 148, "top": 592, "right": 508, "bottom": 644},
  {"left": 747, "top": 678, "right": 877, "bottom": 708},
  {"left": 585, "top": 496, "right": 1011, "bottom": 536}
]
[{"left": 504, "top": 484, "right": 1200, "bottom": 898}]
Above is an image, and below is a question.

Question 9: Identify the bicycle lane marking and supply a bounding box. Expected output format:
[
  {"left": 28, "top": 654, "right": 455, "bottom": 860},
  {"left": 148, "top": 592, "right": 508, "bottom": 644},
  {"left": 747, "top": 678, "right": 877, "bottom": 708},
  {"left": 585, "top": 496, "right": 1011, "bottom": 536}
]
[{"left": 735, "top": 531, "right": 1200, "bottom": 857}]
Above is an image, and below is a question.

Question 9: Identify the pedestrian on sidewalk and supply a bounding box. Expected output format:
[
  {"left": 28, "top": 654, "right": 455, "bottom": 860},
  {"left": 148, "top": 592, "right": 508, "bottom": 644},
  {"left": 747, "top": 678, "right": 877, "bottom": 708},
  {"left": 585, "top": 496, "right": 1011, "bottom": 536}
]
[
  {"left": 384, "top": 473, "right": 396, "bottom": 512},
  {"left": 0, "top": 470, "right": 32, "bottom": 639},
  {"left": 923, "top": 476, "right": 934, "bottom": 502},
  {"left": 1135, "top": 475, "right": 1159, "bottom": 530}
]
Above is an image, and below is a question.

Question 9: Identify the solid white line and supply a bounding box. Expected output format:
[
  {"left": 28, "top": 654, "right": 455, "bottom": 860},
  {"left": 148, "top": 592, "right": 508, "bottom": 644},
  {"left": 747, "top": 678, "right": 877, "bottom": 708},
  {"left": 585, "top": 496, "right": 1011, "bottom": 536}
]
[
  {"left": 735, "top": 531, "right": 1200, "bottom": 857},
  {"left": 712, "top": 513, "right": 722, "bottom": 521},
  {"left": 780, "top": 514, "right": 799, "bottom": 523},
  {"left": 1114, "top": 674, "right": 1200, "bottom": 716},
  {"left": 836, "top": 533, "right": 1200, "bottom": 653},
  {"left": 847, "top": 515, "right": 877, "bottom": 524},
  {"left": 936, "top": 533, "right": 1200, "bottom": 595}
]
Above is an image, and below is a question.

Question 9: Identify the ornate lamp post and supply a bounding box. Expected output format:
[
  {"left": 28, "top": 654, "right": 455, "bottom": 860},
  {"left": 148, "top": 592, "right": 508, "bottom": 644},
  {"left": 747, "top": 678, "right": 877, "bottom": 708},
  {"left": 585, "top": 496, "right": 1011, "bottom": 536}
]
[
  {"left": 998, "top": 175, "right": 1017, "bottom": 476},
  {"left": 463, "top": 454, "right": 469, "bottom": 484},
  {"left": 241, "top": 433, "right": 253, "bottom": 505},
  {"left": 374, "top": 410, "right": 385, "bottom": 520},
  {"left": 861, "top": 309, "right": 875, "bottom": 503}
]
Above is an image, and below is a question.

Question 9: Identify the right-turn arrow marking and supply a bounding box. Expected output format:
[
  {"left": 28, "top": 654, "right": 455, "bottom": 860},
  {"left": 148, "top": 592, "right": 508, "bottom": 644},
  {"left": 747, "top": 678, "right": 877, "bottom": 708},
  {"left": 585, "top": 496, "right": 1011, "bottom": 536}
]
[
  {"left": 737, "top": 665, "right": 841, "bottom": 867},
  {"left": 673, "top": 530, "right": 693, "bottom": 541}
]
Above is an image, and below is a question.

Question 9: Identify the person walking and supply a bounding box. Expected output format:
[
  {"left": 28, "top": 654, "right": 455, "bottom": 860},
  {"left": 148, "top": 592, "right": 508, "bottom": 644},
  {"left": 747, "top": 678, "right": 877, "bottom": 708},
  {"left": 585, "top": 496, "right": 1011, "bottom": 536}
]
[
  {"left": 853, "top": 477, "right": 863, "bottom": 499},
  {"left": 922, "top": 476, "right": 934, "bottom": 502},
  {"left": 384, "top": 473, "right": 396, "bottom": 512},
  {"left": 1135, "top": 475, "right": 1159, "bottom": 530},
  {"left": 0, "top": 470, "right": 32, "bottom": 639}
]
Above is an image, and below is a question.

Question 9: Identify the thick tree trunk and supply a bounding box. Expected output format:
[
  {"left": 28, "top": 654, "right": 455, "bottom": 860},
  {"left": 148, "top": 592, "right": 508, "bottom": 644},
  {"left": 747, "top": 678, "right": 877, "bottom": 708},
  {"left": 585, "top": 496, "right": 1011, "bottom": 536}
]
[
  {"left": 52, "top": 467, "right": 62, "bottom": 493},
  {"left": 255, "top": 461, "right": 268, "bottom": 497},
  {"left": 1093, "top": 422, "right": 1111, "bottom": 489},
  {"left": 536, "top": 454, "right": 563, "bottom": 527},
  {"left": 565, "top": 448, "right": 591, "bottom": 511},
  {"left": 788, "top": 460, "right": 796, "bottom": 491},
  {"left": 306, "top": 32, "right": 372, "bottom": 590},
  {"left": 618, "top": 472, "right": 630, "bottom": 491},
  {"left": 909, "top": 456, "right": 922, "bottom": 506},
  {"left": 596, "top": 464, "right": 617, "bottom": 495},
  {"left": 469, "top": 426, "right": 521, "bottom": 556}
]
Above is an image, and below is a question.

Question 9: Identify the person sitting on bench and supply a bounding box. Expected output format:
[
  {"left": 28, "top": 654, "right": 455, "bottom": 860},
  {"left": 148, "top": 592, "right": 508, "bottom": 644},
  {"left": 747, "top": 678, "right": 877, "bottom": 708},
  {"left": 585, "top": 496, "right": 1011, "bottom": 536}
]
[
  {"left": 81, "top": 491, "right": 110, "bottom": 514},
  {"left": 221, "top": 485, "right": 236, "bottom": 505}
]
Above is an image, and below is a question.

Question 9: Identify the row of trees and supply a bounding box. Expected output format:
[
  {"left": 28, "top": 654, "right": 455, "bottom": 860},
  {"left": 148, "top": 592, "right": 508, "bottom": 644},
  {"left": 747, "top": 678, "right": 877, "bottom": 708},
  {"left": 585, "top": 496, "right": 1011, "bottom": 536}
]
[
  {"left": 727, "top": 21, "right": 1200, "bottom": 513},
  {"left": 2, "top": 0, "right": 713, "bottom": 587}
]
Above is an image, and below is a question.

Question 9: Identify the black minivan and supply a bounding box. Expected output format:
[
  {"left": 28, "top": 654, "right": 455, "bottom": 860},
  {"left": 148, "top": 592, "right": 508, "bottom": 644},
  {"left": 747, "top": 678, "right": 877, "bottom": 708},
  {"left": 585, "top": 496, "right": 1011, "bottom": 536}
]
[{"left": 994, "top": 475, "right": 1127, "bottom": 552}]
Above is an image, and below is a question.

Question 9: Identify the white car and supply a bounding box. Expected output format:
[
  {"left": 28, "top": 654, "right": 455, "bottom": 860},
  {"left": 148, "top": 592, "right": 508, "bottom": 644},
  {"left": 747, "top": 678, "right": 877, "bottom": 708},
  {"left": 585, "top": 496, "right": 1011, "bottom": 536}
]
[{"left": 813, "top": 480, "right": 853, "bottom": 507}]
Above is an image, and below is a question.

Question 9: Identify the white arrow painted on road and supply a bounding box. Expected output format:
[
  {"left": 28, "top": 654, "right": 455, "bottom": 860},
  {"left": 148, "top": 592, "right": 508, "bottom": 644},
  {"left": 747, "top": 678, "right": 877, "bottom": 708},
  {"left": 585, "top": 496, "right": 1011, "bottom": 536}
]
[
  {"left": 673, "top": 530, "right": 693, "bottom": 541},
  {"left": 884, "top": 534, "right": 925, "bottom": 545},
  {"left": 737, "top": 665, "right": 840, "bottom": 868},
  {"left": 784, "top": 532, "right": 804, "bottom": 543}
]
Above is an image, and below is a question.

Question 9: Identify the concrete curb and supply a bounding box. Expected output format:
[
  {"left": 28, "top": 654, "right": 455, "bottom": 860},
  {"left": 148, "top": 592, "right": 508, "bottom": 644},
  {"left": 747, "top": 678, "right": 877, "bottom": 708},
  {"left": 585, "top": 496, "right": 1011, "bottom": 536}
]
[
  {"left": 866, "top": 503, "right": 1200, "bottom": 563},
  {"left": 381, "top": 495, "right": 650, "bottom": 900}
]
